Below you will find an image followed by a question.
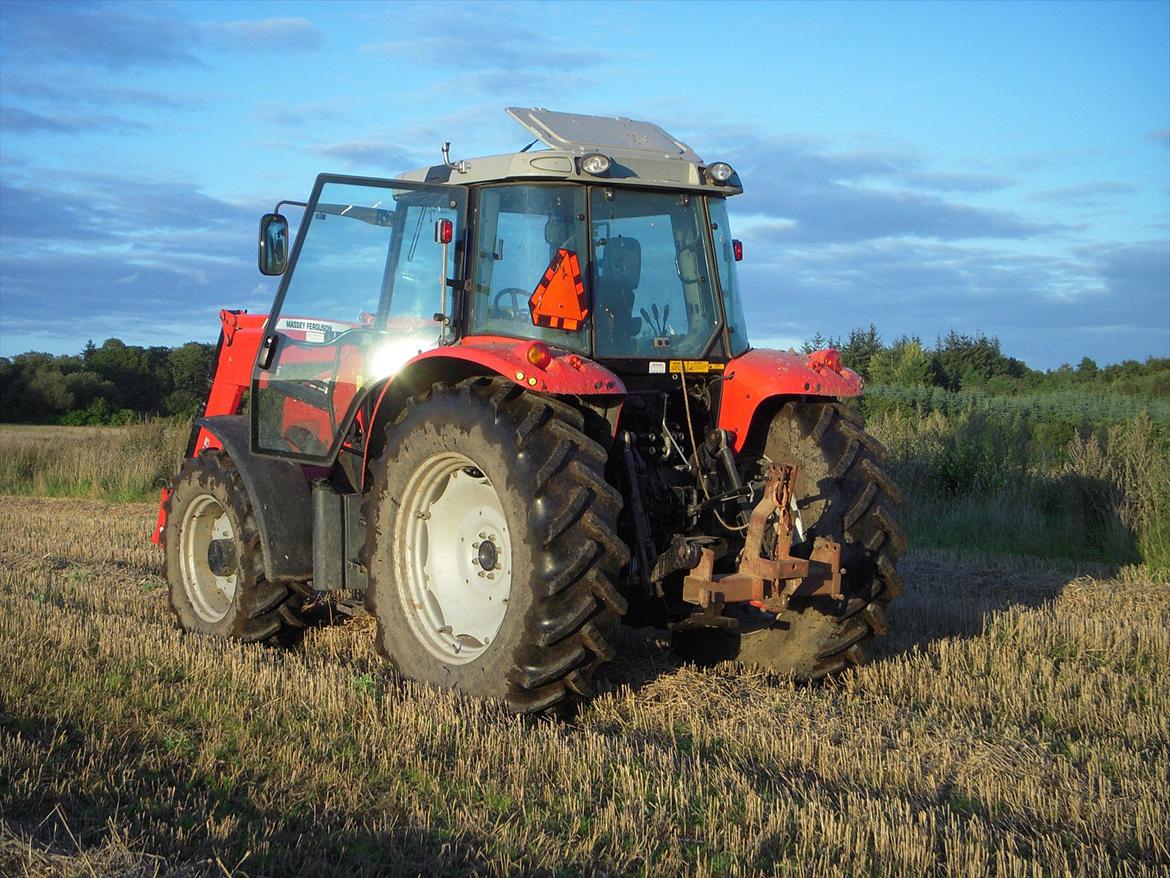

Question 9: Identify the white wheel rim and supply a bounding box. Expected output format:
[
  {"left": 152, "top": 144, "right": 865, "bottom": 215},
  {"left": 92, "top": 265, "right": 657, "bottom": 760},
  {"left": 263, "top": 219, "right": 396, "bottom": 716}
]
[
  {"left": 395, "top": 452, "right": 513, "bottom": 664},
  {"left": 179, "top": 494, "right": 238, "bottom": 624}
]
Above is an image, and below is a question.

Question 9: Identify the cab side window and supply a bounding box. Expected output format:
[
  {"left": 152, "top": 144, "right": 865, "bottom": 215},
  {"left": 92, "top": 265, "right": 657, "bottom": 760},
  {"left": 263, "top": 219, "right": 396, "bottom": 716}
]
[{"left": 469, "top": 185, "right": 590, "bottom": 353}]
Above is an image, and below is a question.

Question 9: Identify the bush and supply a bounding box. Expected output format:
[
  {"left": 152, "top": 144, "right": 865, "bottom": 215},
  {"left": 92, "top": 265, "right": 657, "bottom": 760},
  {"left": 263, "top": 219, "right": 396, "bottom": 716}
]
[{"left": 866, "top": 407, "right": 1169, "bottom": 571}]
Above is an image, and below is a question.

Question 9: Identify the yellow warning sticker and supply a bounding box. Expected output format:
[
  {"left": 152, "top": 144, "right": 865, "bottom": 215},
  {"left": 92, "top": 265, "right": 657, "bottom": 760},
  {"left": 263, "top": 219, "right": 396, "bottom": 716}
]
[{"left": 668, "top": 361, "right": 726, "bottom": 374}]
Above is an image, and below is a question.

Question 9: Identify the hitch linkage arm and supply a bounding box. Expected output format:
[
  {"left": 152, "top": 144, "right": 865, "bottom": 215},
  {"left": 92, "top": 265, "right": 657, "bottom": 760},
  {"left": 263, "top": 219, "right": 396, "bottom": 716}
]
[{"left": 681, "top": 463, "right": 844, "bottom": 611}]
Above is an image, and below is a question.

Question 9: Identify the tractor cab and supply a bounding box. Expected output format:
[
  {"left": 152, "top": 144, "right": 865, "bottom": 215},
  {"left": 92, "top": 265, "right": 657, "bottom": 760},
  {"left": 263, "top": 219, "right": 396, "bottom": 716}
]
[{"left": 250, "top": 108, "right": 751, "bottom": 463}]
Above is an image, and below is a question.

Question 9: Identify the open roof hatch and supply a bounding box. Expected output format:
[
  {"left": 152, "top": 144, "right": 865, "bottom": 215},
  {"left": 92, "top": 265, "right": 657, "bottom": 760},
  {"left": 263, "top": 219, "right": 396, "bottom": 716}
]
[{"left": 506, "top": 107, "right": 702, "bottom": 163}]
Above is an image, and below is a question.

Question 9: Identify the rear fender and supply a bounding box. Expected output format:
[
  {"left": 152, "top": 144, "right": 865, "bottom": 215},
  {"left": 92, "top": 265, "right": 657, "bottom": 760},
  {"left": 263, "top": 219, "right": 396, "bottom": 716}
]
[
  {"left": 360, "top": 336, "right": 626, "bottom": 488},
  {"left": 411, "top": 336, "right": 625, "bottom": 396},
  {"left": 186, "top": 415, "right": 313, "bottom": 582},
  {"left": 718, "top": 348, "right": 863, "bottom": 452}
]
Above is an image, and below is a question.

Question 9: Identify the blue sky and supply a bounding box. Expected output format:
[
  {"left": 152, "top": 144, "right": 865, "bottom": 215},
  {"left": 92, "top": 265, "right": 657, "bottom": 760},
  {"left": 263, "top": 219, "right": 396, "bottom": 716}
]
[{"left": 0, "top": 0, "right": 1167, "bottom": 369}]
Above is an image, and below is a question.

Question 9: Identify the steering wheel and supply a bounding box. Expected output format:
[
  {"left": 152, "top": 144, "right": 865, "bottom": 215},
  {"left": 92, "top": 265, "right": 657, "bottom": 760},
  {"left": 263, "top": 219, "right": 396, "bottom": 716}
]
[{"left": 492, "top": 287, "right": 529, "bottom": 320}]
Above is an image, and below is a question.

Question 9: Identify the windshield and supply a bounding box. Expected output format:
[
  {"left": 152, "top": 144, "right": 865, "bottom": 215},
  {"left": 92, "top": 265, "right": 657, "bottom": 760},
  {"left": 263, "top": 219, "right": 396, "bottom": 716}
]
[
  {"left": 591, "top": 188, "right": 721, "bottom": 358},
  {"left": 466, "top": 183, "right": 730, "bottom": 360}
]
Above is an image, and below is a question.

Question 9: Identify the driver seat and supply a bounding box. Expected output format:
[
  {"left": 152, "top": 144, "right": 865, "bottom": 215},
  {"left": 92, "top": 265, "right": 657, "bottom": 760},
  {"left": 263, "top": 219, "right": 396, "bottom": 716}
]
[{"left": 597, "top": 236, "right": 643, "bottom": 350}]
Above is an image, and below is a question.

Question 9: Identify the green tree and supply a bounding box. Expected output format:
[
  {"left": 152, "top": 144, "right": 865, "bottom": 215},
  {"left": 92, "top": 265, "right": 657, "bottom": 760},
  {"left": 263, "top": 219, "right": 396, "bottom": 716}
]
[
  {"left": 64, "top": 370, "right": 118, "bottom": 410},
  {"left": 840, "top": 324, "right": 883, "bottom": 379},
  {"left": 26, "top": 368, "right": 73, "bottom": 415},
  {"left": 870, "top": 338, "right": 933, "bottom": 387},
  {"left": 88, "top": 338, "right": 163, "bottom": 412},
  {"left": 932, "top": 330, "right": 1025, "bottom": 390},
  {"left": 165, "top": 342, "right": 214, "bottom": 414}
]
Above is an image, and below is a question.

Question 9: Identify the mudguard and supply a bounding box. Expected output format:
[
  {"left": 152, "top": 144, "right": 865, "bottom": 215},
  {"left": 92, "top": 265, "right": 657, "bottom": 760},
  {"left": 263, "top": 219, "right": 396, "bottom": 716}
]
[
  {"left": 192, "top": 415, "right": 314, "bottom": 582},
  {"left": 717, "top": 348, "right": 863, "bottom": 451},
  {"left": 362, "top": 336, "right": 626, "bottom": 487},
  {"left": 407, "top": 335, "right": 626, "bottom": 395}
]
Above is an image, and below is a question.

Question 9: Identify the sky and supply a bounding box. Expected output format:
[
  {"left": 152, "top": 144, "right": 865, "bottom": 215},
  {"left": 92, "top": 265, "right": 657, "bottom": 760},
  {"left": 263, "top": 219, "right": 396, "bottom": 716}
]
[{"left": 0, "top": 0, "right": 1167, "bottom": 370}]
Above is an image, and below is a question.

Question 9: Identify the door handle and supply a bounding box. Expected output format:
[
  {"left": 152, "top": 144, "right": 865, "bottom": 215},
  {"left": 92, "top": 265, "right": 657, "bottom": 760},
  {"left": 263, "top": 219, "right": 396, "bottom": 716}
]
[{"left": 258, "top": 333, "right": 279, "bottom": 370}]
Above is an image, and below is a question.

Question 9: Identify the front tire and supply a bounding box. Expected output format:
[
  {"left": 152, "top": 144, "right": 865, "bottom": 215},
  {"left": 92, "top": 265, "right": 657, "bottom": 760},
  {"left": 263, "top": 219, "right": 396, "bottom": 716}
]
[
  {"left": 673, "top": 401, "right": 905, "bottom": 679},
  {"left": 164, "top": 450, "right": 305, "bottom": 643},
  {"left": 364, "top": 378, "right": 629, "bottom": 715}
]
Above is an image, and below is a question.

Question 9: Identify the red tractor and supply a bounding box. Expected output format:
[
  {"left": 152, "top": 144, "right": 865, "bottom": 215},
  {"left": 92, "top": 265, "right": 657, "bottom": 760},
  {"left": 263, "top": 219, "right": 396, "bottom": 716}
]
[{"left": 154, "top": 108, "right": 904, "bottom": 714}]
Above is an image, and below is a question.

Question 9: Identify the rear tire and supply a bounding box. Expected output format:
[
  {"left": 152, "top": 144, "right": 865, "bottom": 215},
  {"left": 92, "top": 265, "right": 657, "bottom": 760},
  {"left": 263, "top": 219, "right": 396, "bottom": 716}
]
[
  {"left": 673, "top": 401, "right": 905, "bottom": 679},
  {"left": 363, "top": 377, "right": 629, "bottom": 715},
  {"left": 164, "top": 450, "right": 306, "bottom": 644}
]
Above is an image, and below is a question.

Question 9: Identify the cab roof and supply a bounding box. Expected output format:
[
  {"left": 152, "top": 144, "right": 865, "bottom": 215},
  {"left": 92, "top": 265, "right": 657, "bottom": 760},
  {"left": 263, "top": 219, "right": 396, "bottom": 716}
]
[{"left": 396, "top": 107, "right": 742, "bottom": 195}]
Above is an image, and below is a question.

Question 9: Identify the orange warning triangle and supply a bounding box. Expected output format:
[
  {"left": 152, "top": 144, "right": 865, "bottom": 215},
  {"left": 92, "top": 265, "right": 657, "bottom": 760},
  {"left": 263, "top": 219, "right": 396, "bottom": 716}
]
[{"left": 529, "top": 249, "right": 589, "bottom": 331}]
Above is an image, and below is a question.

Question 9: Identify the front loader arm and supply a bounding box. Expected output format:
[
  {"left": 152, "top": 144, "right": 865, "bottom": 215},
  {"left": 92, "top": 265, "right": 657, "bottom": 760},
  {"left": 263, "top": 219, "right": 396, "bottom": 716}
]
[
  {"left": 152, "top": 309, "right": 267, "bottom": 546},
  {"left": 186, "top": 310, "right": 268, "bottom": 457}
]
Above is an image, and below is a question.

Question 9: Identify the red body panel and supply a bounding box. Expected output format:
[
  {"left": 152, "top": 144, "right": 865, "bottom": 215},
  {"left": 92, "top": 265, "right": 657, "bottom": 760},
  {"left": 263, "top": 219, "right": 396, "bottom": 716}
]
[
  {"left": 718, "top": 348, "right": 863, "bottom": 451},
  {"left": 409, "top": 335, "right": 626, "bottom": 396},
  {"left": 189, "top": 310, "right": 267, "bottom": 455},
  {"left": 362, "top": 336, "right": 626, "bottom": 488}
]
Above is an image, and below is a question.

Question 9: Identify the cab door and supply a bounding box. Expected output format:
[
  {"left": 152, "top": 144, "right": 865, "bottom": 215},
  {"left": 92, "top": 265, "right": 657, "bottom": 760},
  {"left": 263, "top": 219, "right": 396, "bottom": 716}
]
[{"left": 252, "top": 175, "right": 467, "bottom": 461}]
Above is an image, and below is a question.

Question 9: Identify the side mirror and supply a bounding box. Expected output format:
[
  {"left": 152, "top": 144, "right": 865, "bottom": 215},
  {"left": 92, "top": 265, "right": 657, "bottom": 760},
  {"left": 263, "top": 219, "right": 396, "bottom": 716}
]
[{"left": 258, "top": 213, "right": 289, "bottom": 276}]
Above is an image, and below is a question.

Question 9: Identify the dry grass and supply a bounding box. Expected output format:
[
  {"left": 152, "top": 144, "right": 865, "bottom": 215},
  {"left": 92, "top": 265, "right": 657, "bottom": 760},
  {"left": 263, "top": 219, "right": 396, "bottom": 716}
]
[
  {"left": 1064, "top": 416, "right": 1170, "bottom": 569},
  {"left": 1, "top": 497, "right": 1167, "bottom": 876},
  {"left": 0, "top": 423, "right": 188, "bottom": 502}
]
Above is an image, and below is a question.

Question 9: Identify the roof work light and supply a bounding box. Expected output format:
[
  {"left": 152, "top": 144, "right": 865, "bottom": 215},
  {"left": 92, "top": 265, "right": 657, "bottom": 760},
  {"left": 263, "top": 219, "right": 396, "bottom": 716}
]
[
  {"left": 706, "top": 162, "right": 735, "bottom": 183},
  {"left": 579, "top": 153, "right": 612, "bottom": 176}
]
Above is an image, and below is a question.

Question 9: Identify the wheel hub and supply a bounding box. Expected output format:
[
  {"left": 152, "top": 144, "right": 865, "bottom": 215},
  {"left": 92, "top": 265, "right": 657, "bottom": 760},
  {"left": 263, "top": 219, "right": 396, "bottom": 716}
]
[
  {"left": 178, "top": 495, "right": 239, "bottom": 625},
  {"left": 475, "top": 537, "right": 499, "bottom": 572},
  {"left": 395, "top": 454, "right": 513, "bottom": 664},
  {"left": 206, "top": 537, "right": 237, "bottom": 577}
]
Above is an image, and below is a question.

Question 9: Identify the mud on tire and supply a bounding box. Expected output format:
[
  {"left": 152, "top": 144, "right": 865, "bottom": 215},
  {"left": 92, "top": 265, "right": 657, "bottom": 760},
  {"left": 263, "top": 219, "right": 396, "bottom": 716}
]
[
  {"left": 363, "top": 377, "right": 629, "bottom": 715},
  {"left": 673, "top": 401, "right": 905, "bottom": 680},
  {"left": 164, "top": 450, "right": 307, "bottom": 644}
]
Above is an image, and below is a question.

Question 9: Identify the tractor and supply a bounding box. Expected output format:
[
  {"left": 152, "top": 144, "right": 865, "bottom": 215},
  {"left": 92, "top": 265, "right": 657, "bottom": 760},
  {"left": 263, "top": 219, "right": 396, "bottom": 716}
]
[{"left": 154, "top": 108, "right": 905, "bottom": 714}]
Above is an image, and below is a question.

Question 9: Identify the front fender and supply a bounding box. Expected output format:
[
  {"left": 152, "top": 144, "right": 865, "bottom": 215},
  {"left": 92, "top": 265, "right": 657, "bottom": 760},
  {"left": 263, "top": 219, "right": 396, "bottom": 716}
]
[
  {"left": 187, "top": 415, "right": 313, "bottom": 581},
  {"left": 718, "top": 348, "right": 863, "bottom": 451}
]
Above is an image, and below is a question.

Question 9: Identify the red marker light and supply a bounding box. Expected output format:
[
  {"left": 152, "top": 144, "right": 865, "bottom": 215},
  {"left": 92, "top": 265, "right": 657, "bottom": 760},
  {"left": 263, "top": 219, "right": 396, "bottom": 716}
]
[
  {"left": 526, "top": 342, "right": 553, "bottom": 370},
  {"left": 732, "top": 239, "right": 743, "bottom": 261},
  {"left": 807, "top": 348, "right": 843, "bottom": 374},
  {"left": 434, "top": 219, "right": 453, "bottom": 244}
]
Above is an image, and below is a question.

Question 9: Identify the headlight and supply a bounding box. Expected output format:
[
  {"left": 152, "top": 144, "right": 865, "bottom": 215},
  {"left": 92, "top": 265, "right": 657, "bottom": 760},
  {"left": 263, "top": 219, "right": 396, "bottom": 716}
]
[
  {"left": 706, "top": 162, "right": 735, "bottom": 183},
  {"left": 579, "top": 153, "right": 612, "bottom": 176}
]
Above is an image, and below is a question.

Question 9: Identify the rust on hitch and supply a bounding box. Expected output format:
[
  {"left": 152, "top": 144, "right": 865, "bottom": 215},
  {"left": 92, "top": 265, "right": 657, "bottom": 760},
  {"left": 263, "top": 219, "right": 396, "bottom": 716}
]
[{"left": 681, "top": 463, "right": 844, "bottom": 609}]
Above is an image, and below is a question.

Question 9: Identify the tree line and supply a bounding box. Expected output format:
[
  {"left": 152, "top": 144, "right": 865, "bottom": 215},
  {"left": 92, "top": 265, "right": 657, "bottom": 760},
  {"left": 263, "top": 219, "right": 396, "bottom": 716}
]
[
  {"left": 0, "top": 339, "right": 215, "bottom": 424},
  {"left": 0, "top": 329, "right": 1166, "bottom": 424},
  {"left": 803, "top": 325, "right": 1168, "bottom": 398}
]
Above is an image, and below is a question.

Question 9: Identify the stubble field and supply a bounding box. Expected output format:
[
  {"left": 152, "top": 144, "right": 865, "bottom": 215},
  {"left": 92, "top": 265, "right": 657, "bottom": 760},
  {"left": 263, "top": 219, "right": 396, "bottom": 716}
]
[{"left": 1, "top": 495, "right": 1167, "bottom": 877}]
